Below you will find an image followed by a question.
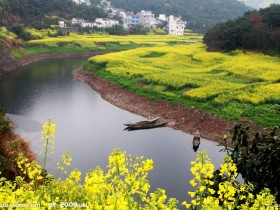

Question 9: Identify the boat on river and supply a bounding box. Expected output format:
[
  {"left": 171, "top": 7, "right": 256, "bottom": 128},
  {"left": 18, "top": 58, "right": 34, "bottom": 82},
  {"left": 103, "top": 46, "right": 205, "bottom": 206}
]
[
  {"left": 124, "top": 117, "right": 166, "bottom": 131},
  {"left": 124, "top": 117, "right": 159, "bottom": 127},
  {"left": 192, "top": 130, "right": 201, "bottom": 152}
]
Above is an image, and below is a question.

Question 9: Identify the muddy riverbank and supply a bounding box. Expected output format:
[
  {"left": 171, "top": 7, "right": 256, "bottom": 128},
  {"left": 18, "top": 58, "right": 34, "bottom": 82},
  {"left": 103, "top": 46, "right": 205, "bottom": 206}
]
[{"left": 75, "top": 69, "right": 265, "bottom": 141}]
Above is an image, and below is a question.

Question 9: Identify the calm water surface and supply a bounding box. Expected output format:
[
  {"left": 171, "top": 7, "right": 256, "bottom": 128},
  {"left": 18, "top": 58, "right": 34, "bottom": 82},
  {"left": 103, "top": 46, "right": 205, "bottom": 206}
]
[{"left": 0, "top": 58, "right": 225, "bottom": 203}]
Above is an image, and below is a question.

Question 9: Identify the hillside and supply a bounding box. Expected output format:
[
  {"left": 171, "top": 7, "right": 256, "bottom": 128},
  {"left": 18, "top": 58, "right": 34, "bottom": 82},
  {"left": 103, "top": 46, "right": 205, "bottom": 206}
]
[
  {"left": 109, "top": 0, "right": 251, "bottom": 33},
  {"left": 242, "top": 0, "right": 280, "bottom": 8},
  {"left": 0, "top": 0, "right": 107, "bottom": 29},
  {"left": 204, "top": 4, "right": 280, "bottom": 53}
]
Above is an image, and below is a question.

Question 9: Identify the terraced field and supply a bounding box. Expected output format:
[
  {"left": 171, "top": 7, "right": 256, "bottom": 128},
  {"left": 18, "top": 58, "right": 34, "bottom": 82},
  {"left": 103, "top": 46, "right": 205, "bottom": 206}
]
[
  {"left": 27, "top": 32, "right": 201, "bottom": 49},
  {"left": 11, "top": 32, "right": 202, "bottom": 58}
]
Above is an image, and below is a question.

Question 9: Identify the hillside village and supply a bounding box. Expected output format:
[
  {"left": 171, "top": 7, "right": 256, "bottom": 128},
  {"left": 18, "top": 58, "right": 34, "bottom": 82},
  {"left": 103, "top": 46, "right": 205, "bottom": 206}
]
[{"left": 61, "top": 0, "right": 186, "bottom": 35}]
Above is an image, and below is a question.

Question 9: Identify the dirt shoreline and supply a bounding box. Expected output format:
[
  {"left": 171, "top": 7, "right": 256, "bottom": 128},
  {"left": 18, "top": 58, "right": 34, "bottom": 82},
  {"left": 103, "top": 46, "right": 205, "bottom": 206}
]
[
  {"left": 0, "top": 52, "right": 106, "bottom": 75},
  {"left": 75, "top": 69, "right": 265, "bottom": 142}
]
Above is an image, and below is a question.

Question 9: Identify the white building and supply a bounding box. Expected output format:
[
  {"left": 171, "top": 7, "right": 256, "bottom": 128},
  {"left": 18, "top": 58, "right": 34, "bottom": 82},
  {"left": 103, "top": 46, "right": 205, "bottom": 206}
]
[
  {"left": 71, "top": 18, "right": 85, "bottom": 25},
  {"left": 81, "top": 22, "right": 97, "bottom": 28},
  {"left": 72, "top": 0, "right": 90, "bottom": 5},
  {"left": 137, "top": 10, "right": 156, "bottom": 28},
  {"left": 168, "top": 15, "right": 186, "bottom": 36},
  {"left": 100, "top": 0, "right": 111, "bottom": 7},
  {"left": 158, "top": 14, "right": 167, "bottom": 22},
  {"left": 95, "top": 18, "right": 119, "bottom": 28},
  {"left": 58, "top": 20, "right": 66, "bottom": 28}
]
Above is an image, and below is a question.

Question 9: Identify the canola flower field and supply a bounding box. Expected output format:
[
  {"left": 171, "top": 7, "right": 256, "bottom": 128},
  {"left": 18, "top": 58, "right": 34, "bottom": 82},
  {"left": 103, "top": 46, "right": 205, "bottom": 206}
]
[
  {"left": 28, "top": 32, "right": 201, "bottom": 47},
  {"left": 7, "top": 30, "right": 279, "bottom": 126},
  {"left": 25, "top": 27, "right": 58, "bottom": 39},
  {"left": 0, "top": 27, "right": 17, "bottom": 40},
  {"left": 86, "top": 43, "right": 280, "bottom": 126},
  {"left": 12, "top": 31, "right": 201, "bottom": 58}
]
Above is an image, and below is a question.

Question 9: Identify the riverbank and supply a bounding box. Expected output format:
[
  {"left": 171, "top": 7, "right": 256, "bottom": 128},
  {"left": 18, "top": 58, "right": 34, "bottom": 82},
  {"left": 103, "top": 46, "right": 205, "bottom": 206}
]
[
  {"left": 75, "top": 69, "right": 265, "bottom": 141},
  {"left": 0, "top": 52, "right": 106, "bottom": 75},
  {"left": 0, "top": 117, "right": 35, "bottom": 180}
]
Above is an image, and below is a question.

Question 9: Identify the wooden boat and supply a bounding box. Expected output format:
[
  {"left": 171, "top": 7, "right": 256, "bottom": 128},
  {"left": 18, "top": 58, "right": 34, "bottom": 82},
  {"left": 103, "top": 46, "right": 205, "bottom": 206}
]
[
  {"left": 125, "top": 122, "right": 167, "bottom": 131},
  {"left": 124, "top": 117, "right": 159, "bottom": 127},
  {"left": 192, "top": 130, "right": 201, "bottom": 147}
]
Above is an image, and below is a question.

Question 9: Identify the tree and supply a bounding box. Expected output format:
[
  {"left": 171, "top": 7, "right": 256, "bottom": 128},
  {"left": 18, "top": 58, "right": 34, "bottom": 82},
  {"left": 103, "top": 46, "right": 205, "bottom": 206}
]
[
  {"left": 270, "top": 28, "right": 280, "bottom": 51},
  {"left": 204, "top": 4, "right": 280, "bottom": 54},
  {"left": 243, "top": 23, "right": 269, "bottom": 50},
  {"left": 260, "top": 4, "right": 280, "bottom": 28},
  {"left": 105, "top": 25, "right": 128, "bottom": 35},
  {"left": 129, "top": 25, "right": 149, "bottom": 35},
  {"left": 9, "top": 24, "right": 33, "bottom": 40}
]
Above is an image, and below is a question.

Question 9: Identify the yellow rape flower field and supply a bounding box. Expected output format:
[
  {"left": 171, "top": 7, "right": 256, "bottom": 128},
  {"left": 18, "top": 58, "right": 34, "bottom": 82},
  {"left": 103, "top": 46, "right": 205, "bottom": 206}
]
[
  {"left": 13, "top": 31, "right": 279, "bottom": 126},
  {"left": 12, "top": 32, "right": 201, "bottom": 58},
  {"left": 86, "top": 42, "right": 280, "bottom": 126},
  {"left": 28, "top": 32, "right": 202, "bottom": 47}
]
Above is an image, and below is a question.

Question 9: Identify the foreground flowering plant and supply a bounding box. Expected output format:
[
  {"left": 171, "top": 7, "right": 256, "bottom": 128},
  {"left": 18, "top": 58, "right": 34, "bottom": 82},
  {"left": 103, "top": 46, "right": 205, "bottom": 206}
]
[
  {"left": 183, "top": 151, "right": 277, "bottom": 209},
  {"left": 0, "top": 120, "right": 278, "bottom": 209}
]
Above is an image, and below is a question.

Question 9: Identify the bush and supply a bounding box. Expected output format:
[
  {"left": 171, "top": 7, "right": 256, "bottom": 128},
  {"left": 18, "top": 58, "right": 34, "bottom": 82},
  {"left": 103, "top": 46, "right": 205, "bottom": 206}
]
[
  {"left": 105, "top": 25, "right": 128, "bottom": 35},
  {"left": 9, "top": 24, "right": 34, "bottom": 41},
  {"left": 0, "top": 106, "right": 9, "bottom": 133},
  {"left": 220, "top": 125, "right": 280, "bottom": 203}
]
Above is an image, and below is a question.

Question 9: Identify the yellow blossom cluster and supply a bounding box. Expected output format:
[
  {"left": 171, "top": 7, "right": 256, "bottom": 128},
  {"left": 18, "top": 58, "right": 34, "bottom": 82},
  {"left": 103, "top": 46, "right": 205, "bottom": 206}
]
[
  {"left": 40, "top": 118, "right": 56, "bottom": 155},
  {"left": 0, "top": 121, "right": 278, "bottom": 209},
  {"left": 0, "top": 148, "right": 178, "bottom": 210},
  {"left": 89, "top": 43, "right": 280, "bottom": 105},
  {"left": 0, "top": 27, "right": 17, "bottom": 40},
  {"left": 28, "top": 32, "right": 201, "bottom": 48},
  {"left": 183, "top": 151, "right": 277, "bottom": 209},
  {"left": 25, "top": 28, "right": 57, "bottom": 39}
]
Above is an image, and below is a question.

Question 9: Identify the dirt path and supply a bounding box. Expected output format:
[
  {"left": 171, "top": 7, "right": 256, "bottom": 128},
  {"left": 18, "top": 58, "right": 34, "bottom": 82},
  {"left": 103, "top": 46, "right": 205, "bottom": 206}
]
[{"left": 75, "top": 69, "right": 265, "bottom": 142}]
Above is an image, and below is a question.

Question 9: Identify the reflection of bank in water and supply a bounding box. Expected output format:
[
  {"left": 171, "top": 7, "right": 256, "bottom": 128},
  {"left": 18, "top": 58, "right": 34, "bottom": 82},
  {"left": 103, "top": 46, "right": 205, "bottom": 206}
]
[
  {"left": 5, "top": 114, "right": 42, "bottom": 132},
  {"left": 192, "top": 130, "right": 201, "bottom": 152}
]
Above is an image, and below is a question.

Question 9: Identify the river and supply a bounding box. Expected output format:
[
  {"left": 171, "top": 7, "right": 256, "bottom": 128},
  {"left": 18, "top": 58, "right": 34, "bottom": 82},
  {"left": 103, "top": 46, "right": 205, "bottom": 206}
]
[{"left": 0, "top": 57, "right": 226, "bottom": 203}]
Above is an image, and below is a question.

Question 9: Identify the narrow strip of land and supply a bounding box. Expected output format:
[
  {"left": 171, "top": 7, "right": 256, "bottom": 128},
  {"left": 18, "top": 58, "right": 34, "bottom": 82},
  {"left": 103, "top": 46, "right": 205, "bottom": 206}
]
[
  {"left": 75, "top": 69, "right": 265, "bottom": 141},
  {"left": 0, "top": 52, "right": 106, "bottom": 75}
]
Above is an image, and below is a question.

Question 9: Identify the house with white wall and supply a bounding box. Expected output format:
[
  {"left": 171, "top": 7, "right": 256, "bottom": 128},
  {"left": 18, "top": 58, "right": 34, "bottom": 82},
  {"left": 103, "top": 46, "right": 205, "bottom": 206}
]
[
  {"left": 100, "top": 0, "right": 111, "bottom": 7},
  {"left": 167, "top": 15, "right": 186, "bottom": 35},
  {"left": 137, "top": 10, "right": 155, "bottom": 28},
  {"left": 95, "top": 18, "right": 119, "bottom": 28},
  {"left": 72, "top": 0, "right": 90, "bottom": 5},
  {"left": 158, "top": 14, "right": 167, "bottom": 22},
  {"left": 123, "top": 14, "right": 141, "bottom": 29},
  {"left": 58, "top": 20, "right": 66, "bottom": 28},
  {"left": 71, "top": 18, "right": 85, "bottom": 25},
  {"left": 81, "top": 22, "right": 96, "bottom": 28}
]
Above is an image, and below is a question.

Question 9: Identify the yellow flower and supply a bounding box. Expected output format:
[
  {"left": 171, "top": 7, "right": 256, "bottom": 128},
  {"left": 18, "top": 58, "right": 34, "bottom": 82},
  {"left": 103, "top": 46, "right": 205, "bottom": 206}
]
[
  {"left": 190, "top": 179, "right": 197, "bottom": 187},
  {"left": 208, "top": 188, "right": 215, "bottom": 195},
  {"left": 182, "top": 201, "right": 191, "bottom": 208}
]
